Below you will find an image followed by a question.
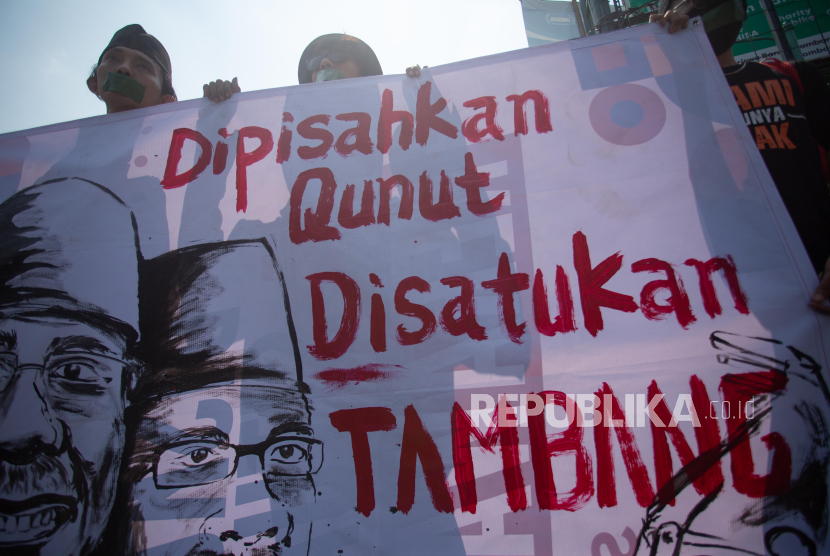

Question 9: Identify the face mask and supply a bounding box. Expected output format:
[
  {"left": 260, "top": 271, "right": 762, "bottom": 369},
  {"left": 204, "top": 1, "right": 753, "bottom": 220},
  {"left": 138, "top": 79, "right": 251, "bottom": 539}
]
[
  {"left": 102, "top": 72, "right": 146, "bottom": 103},
  {"left": 316, "top": 68, "right": 345, "bottom": 82}
]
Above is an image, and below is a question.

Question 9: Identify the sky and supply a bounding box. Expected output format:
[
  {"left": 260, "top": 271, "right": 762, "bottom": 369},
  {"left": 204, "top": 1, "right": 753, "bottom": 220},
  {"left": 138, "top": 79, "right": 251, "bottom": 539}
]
[{"left": 0, "top": 0, "right": 530, "bottom": 135}]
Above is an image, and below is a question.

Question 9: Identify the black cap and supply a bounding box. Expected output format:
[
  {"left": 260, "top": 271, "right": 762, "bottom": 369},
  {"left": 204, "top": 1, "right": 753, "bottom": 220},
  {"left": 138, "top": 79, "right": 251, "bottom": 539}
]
[
  {"left": 0, "top": 177, "right": 141, "bottom": 349},
  {"left": 135, "top": 239, "right": 307, "bottom": 399},
  {"left": 98, "top": 24, "right": 173, "bottom": 83},
  {"left": 298, "top": 33, "right": 382, "bottom": 84}
]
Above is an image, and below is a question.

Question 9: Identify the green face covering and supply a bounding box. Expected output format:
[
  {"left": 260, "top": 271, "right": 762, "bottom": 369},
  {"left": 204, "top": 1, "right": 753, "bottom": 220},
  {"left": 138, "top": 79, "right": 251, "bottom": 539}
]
[
  {"left": 102, "top": 72, "right": 146, "bottom": 103},
  {"left": 316, "top": 68, "right": 345, "bottom": 82}
]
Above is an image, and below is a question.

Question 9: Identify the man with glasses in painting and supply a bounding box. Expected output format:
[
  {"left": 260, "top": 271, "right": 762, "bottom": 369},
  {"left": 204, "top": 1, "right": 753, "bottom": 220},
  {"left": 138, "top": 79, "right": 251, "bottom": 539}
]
[
  {"left": 120, "top": 239, "right": 321, "bottom": 556},
  {"left": 0, "top": 178, "right": 143, "bottom": 556}
]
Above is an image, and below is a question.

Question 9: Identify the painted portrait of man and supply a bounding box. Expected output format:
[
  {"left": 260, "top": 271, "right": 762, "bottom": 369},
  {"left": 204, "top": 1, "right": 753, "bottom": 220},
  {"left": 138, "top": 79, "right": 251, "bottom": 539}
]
[
  {"left": 121, "top": 239, "right": 320, "bottom": 555},
  {"left": 0, "top": 178, "right": 143, "bottom": 555}
]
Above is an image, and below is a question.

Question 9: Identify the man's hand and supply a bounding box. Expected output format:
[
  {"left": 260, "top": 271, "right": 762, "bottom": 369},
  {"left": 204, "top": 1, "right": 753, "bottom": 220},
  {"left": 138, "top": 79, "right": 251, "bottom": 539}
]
[
  {"left": 406, "top": 65, "right": 423, "bottom": 78},
  {"left": 810, "top": 256, "right": 830, "bottom": 314},
  {"left": 203, "top": 77, "right": 241, "bottom": 103},
  {"left": 649, "top": 0, "right": 692, "bottom": 34}
]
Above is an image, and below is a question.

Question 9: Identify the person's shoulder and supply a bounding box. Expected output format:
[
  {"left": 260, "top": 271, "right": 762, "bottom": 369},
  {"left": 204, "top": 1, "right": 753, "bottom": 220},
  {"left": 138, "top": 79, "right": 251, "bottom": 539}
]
[
  {"left": 743, "top": 59, "right": 793, "bottom": 80},
  {"left": 761, "top": 59, "right": 829, "bottom": 95},
  {"left": 792, "top": 60, "right": 828, "bottom": 86},
  {"left": 761, "top": 58, "right": 797, "bottom": 76},
  {"left": 792, "top": 60, "right": 822, "bottom": 75},
  {"left": 723, "top": 60, "right": 790, "bottom": 87}
]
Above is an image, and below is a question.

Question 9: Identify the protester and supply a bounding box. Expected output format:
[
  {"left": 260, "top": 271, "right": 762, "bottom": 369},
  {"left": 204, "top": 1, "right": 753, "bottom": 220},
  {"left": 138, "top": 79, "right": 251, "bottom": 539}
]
[
  {"left": 202, "top": 33, "right": 421, "bottom": 102},
  {"left": 652, "top": 0, "right": 830, "bottom": 314},
  {"left": 87, "top": 24, "right": 177, "bottom": 113},
  {"left": 298, "top": 33, "right": 384, "bottom": 84},
  {"left": 297, "top": 32, "right": 425, "bottom": 83},
  {"left": 205, "top": 33, "right": 382, "bottom": 102},
  {"left": 650, "top": 0, "right": 748, "bottom": 63}
]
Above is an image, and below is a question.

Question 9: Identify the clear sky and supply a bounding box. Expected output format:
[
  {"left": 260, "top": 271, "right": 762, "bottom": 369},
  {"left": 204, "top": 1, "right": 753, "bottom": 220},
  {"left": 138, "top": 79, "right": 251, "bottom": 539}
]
[{"left": 0, "top": 0, "right": 529, "bottom": 135}]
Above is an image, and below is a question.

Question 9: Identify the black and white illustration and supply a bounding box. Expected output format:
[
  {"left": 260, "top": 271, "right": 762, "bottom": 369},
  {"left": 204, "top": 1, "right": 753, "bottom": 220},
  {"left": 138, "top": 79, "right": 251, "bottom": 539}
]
[
  {"left": 120, "top": 239, "right": 318, "bottom": 555},
  {"left": 0, "top": 178, "right": 143, "bottom": 555},
  {"left": 632, "top": 332, "right": 830, "bottom": 556}
]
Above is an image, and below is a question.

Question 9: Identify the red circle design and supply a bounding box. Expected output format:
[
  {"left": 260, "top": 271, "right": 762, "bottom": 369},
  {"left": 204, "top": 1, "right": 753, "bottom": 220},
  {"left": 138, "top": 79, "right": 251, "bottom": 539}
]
[{"left": 589, "top": 84, "right": 666, "bottom": 146}]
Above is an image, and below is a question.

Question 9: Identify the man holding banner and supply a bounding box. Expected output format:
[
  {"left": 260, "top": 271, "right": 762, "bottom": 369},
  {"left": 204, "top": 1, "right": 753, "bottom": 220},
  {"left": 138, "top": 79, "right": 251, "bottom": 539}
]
[
  {"left": 653, "top": 0, "right": 830, "bottom": 313},
  {"left": 298, "top": 33, "right": 384, "bottom": 84},
  {"left": 87, "top": 25, "right": 177, "bottom": 114}
]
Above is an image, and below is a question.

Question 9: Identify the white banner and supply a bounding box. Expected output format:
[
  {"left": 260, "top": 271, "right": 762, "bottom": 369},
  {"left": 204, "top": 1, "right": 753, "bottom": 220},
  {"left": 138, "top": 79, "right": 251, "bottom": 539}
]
[{"left": 0, "top": 22, "right": 828, "bottom": 556}]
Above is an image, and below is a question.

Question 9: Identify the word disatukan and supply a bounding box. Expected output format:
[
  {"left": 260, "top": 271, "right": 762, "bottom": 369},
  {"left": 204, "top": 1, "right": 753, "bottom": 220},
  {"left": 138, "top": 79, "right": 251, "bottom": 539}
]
[{"left": 306, "top": 238, "right": 749, "bottom": 360}]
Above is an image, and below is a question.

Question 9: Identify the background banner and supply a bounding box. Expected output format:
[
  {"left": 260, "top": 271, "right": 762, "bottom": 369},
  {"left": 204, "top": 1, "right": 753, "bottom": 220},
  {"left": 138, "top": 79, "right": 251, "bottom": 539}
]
[
  {"left": 734, "top": 0, "right": 830, "bottom": 61},
  {"left": 0, "top": 22, "right": 828, "bottom": 556},
  {"left": 521, "top": 0, "right": 584, "bottom": 45}
]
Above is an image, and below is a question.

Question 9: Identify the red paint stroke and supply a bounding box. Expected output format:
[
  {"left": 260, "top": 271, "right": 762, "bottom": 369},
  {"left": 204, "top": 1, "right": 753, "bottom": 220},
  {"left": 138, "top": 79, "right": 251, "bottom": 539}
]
[
  {"left": 370, "top": 294, "right": 386, "bottom": 353},
  {"left": 440, "top": 276, "right": 487, "bottom": 341},
  {"left": 395, "top": 276, "right": 436, "bottom": 346},
  {"left": 594, "top": 383, "right": 655, "bottom": 508},
  {"left": 452, "top": 401, "right": 526, "bottom": 514},
  {"left": 297, "top": 114, "right": 333, "bottom": 160},
  {"left": 338, "top": 180, "right": 375, "bottom": 229},
  {"left": 212, "top": 141, "right": 228, "bottom": 175},
  {"left": 306, "top": 272, "right": 360, "bottom": 360},
  {"left": 236, "top": 126, "right": 274, "bottom": 212},
  {"left": 377, "top": 175, "right": 414, "bottom": 225},
  {"left": 631, "top": 258, "right": 695, "bottom": 328},
  {"left": 649, "top": 379, "right": 721, "bottom": 505},
  {"left": 684, "top": 256, "right": 749, "bottom": 318},
  {"left": 573, "top": 231, "right": 638, "bottom": 337},
  {"left": 481, "top": 252, "right": 530, "bottom": 344},
  {"left": 454, "top": 152, "right": 504, "bottom": 216},
  {"left": 397, "top": 404, "right": 455, "bottom": 514},
  {"left": 161, "top": 128, "right": 212, "bottom": 189},
  {"left": 528, "top": 391, "right": 593, "bottom": 511},
  {"left": 720, "top": 370, "right": 790, "bottom": 497},
  {"left": 415, "top": 81, "right": 458, "bottom": 146},
  {"left": 419, "top": 170, "right": 461, "bottom": 222},
  {"left": 505, "top": 90, "right": 552, "bottom": 136},
  {"left": 330, "top": 407, "right": 397, "bottom": 517},
  {"left": 335, "top": 112, "right": 374, "bottom": 156},
  {"left": 276, "top": 112, "right": 293, "bottom": 164},
  {"left": 462, "top": 96, "right": 505, "bottom": 143},
  {"left": 312, "top": 364, "right": 402, "bottom": 391},
  {"left": 289, "top": 167, "right": 341, "bottom": 244},
  {"left": 378, "top": 89, "right": 414, "bottom": 154},
  {"left": 533, "top": 267, "right": 576, "bottom": 336}
]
